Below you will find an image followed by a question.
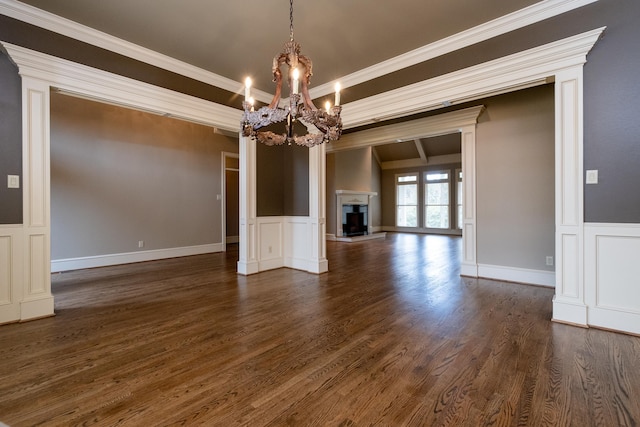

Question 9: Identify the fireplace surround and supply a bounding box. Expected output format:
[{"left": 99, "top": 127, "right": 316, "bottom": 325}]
[{"left": 335, "top": 190, "right": 381, "bottom": 241}]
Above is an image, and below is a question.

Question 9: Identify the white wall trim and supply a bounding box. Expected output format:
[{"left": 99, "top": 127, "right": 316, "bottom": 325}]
[
  {"left": 341, "top": 27, "right": 605, "bottom": 129},
  {"left": 551, "top": 65, "right": 588, "bottom": 327},
  {"left": 0, "top": 0, "right": 597, "bottom": 103},
  {"left": 478, "top": 264, "right": 555, "bottom": 288},
  {"left": 1, "top": 42, "right": 242, "bottom": 132},
  {"left": 51, "top": 243, "right": 224, "bottom": 273},
  {"left": 380, "top": 154, "right": 462, "bottom": 170},
  {"left": 19, "top": 76, "right": 54, "bottom": 321},
  {"left": 328, "top": 106, "right": 485, "bottom": 152}
]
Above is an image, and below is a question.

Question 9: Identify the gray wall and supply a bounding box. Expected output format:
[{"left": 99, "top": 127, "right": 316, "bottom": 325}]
[
  {"left": 582, "top": 1, "right": 640, "bottom": 222},
  {"left": 476, "top": 85, "right": 555, "bottom": 271},
  {"left": 50, "top": 93, "right": 238, "bottom": 260},
  {"left": 335, "top": 147, "right": 373, "bottom": 191},
  {"left": 0, "top": 52, "right": 22, "bottom": 224}
]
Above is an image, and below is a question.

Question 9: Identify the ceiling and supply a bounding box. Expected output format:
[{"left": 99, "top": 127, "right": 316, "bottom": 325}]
[
  {"left": 16, "top": 0, "right": 539, "bottom": 95},
  {"left": 13, "top": 0, "right": 540, "bottom": 164}
]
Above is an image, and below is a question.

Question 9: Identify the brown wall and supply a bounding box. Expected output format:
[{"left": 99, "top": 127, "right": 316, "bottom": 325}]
[
  {"left": 0, "top": 53, "right": 22, "bottom": 224},
  {"left": 256, "top": 143, "right": 309, "bottom": 217}
]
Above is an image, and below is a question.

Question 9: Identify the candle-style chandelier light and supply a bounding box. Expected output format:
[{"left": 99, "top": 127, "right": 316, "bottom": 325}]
[{"left": 241, "top": 0, "right": 342, "bottom": 147}]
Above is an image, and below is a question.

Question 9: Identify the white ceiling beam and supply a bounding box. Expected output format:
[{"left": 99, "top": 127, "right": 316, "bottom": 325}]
[{"left": 414, "top": 139, "right": 428, "bottom": 163}]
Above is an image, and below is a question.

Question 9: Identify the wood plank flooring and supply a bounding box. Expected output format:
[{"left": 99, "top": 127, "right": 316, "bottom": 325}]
[{"left": 1, "top": 233, "right": 639, "bottom": 426}]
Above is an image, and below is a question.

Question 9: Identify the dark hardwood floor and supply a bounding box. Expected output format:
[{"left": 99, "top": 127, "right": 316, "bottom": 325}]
[{"left": 1, "top": 233, "right": 639, "bottom": 426}]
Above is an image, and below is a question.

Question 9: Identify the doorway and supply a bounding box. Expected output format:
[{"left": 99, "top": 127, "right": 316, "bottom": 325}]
[{"left": 223, "top": 152, "right": 240, "bottom": 248}]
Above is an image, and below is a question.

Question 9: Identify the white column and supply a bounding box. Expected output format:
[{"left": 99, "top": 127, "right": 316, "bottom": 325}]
[
  {"left": 552, "top": 66, "right": 587, "bottom": 326},
  {"left": 20, "top": 76, "right": 54, "bottom": 320},
  {"left": 460, "top": 125, "right": 478, "bottom": 277},
  {"left": 308, "top": 144, "right": 328, "bottom": 273},
  {"left": 237, "top": 135, "right": 259, "bottom": 275}
]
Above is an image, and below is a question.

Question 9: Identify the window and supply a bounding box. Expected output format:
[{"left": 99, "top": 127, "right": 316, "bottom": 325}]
[
  {"left": 424, "top": 171, "right": 450, "bottom": 229},
  {"left": 396, "top": 174, "right": 418, "bottom": 227},
  {"left": 456, "top": 169, "right": 463, "bottom": 230}
]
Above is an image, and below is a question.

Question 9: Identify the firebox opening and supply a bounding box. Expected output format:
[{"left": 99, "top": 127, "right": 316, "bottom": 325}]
[{"left": 342, "top": 204, "right": 368, "bottom": 237}]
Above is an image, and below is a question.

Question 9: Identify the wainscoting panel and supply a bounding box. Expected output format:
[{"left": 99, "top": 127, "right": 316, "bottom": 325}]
[
  {"left": 0, "top": 227, "right": 22, "bottom": 324},
  {"left": 285, "top": 217, "right": 312, "bottom": 271},
  {"left": 585, "top": 224, "right": 640, "bottom": 335},
  {"left": 257, "top": 219, "right": 283, "bottom": 271}
]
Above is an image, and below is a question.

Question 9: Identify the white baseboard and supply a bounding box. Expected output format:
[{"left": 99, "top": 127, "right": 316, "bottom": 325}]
[
  {"left": 460, "top": 262, "right": 479, "bottom": 277},
  {"left": 51, "top": 243, "right": 224, "bottom": 272},
  {"left": 477, "top": 263, "right": 555, "bottom": 287}
]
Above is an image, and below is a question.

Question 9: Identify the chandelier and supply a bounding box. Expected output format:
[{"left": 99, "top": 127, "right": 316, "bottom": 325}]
[{"left": 241, "top": 0, "right": 342, "bottom": 147}]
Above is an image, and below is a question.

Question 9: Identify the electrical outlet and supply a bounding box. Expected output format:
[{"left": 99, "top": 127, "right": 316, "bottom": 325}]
[
  {"left": 138, "top": 240, "right": 144, "bottom": 248},
  {"left": 546, "top": 256, "right": 554, "bottom": 266}
]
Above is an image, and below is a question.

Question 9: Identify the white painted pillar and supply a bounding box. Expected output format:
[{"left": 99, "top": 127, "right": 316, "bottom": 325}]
[
  {"left": 552, "top": 66, "right": 587, "bottom": 326},
  {"left": 237, "top": 135, "right": 259, "bottom": 275},
  {"left": 19, "top": 76, "right": 54, "bottom": 320},
  {"left": 460, "top": 125, "right": 478, "bottom": 277},
  {"left": 308, "top": 144, "right": 328, "bottom": 273}
]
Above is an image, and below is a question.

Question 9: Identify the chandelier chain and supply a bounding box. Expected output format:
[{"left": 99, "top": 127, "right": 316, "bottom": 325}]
[{"left": 289, "top": 0, "right": 294, "bottom": 41}]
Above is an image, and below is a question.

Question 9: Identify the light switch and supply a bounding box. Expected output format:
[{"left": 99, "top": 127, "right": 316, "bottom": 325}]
[
  {"left": 7, "top": 175, "right": 19, "bottom": 189},
  {"left": 586, "top": 170, "right": 598, "bottom": 184}
]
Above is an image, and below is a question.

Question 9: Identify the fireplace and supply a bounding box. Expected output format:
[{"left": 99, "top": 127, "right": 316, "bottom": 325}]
[
  {"left": 342, "top": 204, "right": 368, "bottom": 236},
  {"left": 335, "top": 190, "right": 378, "bottom": 240}
]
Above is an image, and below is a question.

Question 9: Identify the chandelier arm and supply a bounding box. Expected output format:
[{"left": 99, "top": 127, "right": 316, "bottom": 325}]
[
  {"left": 269, "top": 56, "right": 285, "bottom": 108},
  {"left": 297, "top": 54, "right": 316, "bottom": 111},
  {"left": 300, "top": 76, "right": 317, "bottom": 111}
]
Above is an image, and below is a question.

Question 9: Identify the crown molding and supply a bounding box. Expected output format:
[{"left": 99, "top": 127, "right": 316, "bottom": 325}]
[
  {"left": 309, "top": 0, "right": 600, "bottom": 98},
  {"left": 340, "top": 27, "right": 605, "bottom": 129},
  {"left": 1, "top": 0, "right": 598, "bottom": 102},
  {"left": 0, "top": 0, "right": 274, "bottom": 103},
  {"left": 1, "top": 41, "right": 242, "bottom": 132},
  {"left": 327, "top": 106, "right": 485, "bottom": 153}
]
